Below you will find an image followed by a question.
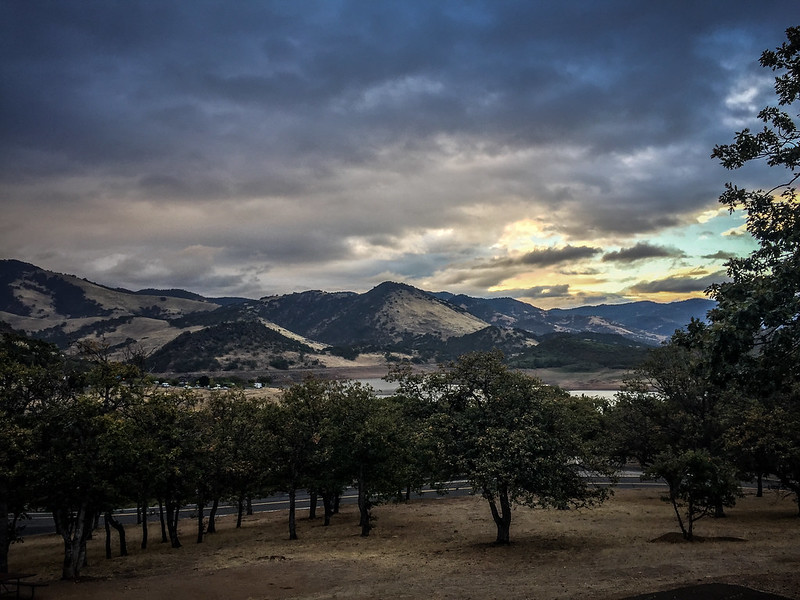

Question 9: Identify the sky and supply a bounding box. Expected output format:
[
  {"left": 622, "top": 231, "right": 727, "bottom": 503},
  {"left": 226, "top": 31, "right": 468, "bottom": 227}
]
[{"left": 1, "top": 1, "right": 797, "bottom": 308}]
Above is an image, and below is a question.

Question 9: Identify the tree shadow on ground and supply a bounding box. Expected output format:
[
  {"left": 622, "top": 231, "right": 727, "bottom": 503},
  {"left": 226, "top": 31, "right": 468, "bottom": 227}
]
[
  {"left": 621, "top": 583, "right": 793, "bottom": 600},
  {"left": 649, "top": 532, "right": 747, "bottom": 544}
]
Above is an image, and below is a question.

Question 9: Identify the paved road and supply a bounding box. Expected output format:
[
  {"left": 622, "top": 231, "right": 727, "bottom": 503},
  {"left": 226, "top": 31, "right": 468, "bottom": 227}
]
[
  {"left": 17, "top": 480, "right": 476, "bottom": 537},
  {"left": 17, "top": 470, "right": 656, "bottom": 537},
  {"left": 23, "top": 468, "right": 762, "bottom": 538}
]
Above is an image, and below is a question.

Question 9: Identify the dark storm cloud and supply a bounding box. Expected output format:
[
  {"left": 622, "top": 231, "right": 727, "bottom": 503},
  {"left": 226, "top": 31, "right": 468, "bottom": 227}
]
[
  {"left": 703, "top": 250, "right": 739, "bottom": 261},
  {"left": 2, "top": 1, "right": 784, "bottom": 176},
  {"left": 519, "top": 245, "right": 601, "bottom": 266},
  {"left": 512, "top": 285, "right": 571, "bottom": 299},
  {"left": 628, "top": 270, "right": 728, "bottom": 294},
  {"left": 491, "top": 246, "right": 602, "bottom": 269},
  {"left": 0, "top": 1, "right": 793, "bottom": 299},
  {"left": 444, "top": 245, "right": 601, "bottom": 289},
  {"left": 602, "top": 243, "right": 687, "bottom": 263}
]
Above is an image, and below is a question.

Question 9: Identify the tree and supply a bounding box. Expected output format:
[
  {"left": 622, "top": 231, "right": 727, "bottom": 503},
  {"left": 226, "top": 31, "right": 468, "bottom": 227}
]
[
  {"left": 269, "top": 377, "right": 331, "bottom": 540},
  {"left": 609, "top": 330, "right": 741, "bottom": 536},
  {"left": 393, "top": 350, "right": 614, "bottom": 544},
  {"left": 35, "top": 395, "right": 112, "bottom": 579},
  {"left": 30, "top": 342, "right": 149, "bottom": 579},
  {"left": 199, "top": 391, "right": 268, "bottom": 532},
  {"left": 0, "top": 332, "right": 68, "bottom": 573},
  {"left": 646, "top": 449, "right": 738, "bottom": 541},
  {"left": 707, "top": 26, "right": 800, "bottom": 511},
  {"left": 141, "top": 390, "right": 203, "bottom": 549},
  {"left": 323, "top": 382, "right": 410, "bottom": 537}
]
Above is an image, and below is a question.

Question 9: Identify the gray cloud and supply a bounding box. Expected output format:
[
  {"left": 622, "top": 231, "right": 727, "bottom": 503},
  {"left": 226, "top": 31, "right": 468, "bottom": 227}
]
[
  {"left": 603, "top": 243, "right": 687, "bottom": 263},
  {"left": 702, "top": 250, "right": 739, "bottom": 261},
  {"left": 488, "top": 246, "right": 601, "bottom": 269},
  {"left": 0, "top": 1, "right": 789, "bottom": 301},
  {"left": 510, "top": 285, "right": 571, "bottom": 299},
  {"left": 628, "top": 270, "right": 729, "bottom": 294}
]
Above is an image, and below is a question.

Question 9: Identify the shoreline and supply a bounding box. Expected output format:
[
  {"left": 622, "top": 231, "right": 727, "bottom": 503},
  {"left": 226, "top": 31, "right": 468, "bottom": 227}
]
[{"left": 156, "top": 364, "right": 629, "bottom": 392}]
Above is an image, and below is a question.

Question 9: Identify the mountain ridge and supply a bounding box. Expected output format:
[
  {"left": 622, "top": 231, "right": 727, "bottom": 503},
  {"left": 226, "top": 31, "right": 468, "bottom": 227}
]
[{"left": 0, "top": 259, "right": 714, "bottom": 375}]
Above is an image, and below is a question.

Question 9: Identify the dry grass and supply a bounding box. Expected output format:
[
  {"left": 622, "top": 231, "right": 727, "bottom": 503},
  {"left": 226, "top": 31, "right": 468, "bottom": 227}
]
[{"left": 9, "top": 488, "right": 800, "bottom": 600}]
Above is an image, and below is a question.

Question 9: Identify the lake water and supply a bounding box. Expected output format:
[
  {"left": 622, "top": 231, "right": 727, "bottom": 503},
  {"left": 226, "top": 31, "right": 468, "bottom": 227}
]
[
  {"left": 567, "top": 390, "right": 619, "bottom": 400},
  {"left": 357, "top": 378, "right": 620, "bottom": 400}
]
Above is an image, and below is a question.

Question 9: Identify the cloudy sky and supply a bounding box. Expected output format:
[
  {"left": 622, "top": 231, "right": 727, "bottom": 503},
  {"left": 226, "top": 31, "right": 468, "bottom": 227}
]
[{"left": 1, "top": 2, "right": 795, "bottom": 307}]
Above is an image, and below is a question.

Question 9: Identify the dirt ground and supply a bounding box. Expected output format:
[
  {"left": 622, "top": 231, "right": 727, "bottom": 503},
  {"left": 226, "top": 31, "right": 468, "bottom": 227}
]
[{"left": 8, "top": 488, "right": 800, "bottom": 600}]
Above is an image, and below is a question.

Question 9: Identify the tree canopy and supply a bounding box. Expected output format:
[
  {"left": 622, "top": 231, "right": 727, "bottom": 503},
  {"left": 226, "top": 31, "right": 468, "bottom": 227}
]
[{"left": 391, "top": 350, "right": 615, "bottom": 544}]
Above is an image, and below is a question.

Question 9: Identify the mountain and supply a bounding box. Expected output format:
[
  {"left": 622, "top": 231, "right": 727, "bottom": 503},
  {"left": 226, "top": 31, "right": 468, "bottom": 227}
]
[
  {"left": 147, "top": 320, "right": 317, "bottom": 373},
  {"left": 1, "top": 259, "right": 715, "bottom": 375},
  {"left": 259, "top": 282, "right": 488, "bottom": 346},
  {"left": 507, "top": 332, "right": 652, "bottom": 371},
  {"left": 434, "top": 292, "right": 714, "bottom": 344},
  {"left": 0, "top": 259, "right": 220, "bottom": 354},
  {"left": 548, "top": 299, "right": 716, "bottom": 338},
  {"left": 432, "top": 293, "right": 553, "bottom": 334}
]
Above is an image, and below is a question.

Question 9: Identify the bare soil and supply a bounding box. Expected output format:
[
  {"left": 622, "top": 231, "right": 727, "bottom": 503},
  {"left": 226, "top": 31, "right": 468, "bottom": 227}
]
[{"left": 8, "top": 488, "right": 799, "bottom": 599}]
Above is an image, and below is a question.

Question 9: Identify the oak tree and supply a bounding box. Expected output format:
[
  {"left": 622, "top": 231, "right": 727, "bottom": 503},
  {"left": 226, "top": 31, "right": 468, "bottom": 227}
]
[{"left": 393, "top": 350, "right": 614, "bottom": 544}]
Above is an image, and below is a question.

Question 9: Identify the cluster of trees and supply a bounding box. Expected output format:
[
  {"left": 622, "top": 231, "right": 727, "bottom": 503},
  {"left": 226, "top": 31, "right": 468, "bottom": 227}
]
[
  {"left": 606, "top": 27, "right": 800, "bottom": 540},
  {"left": 1, "top": 333, "right": 616, "bottom": 580},
  {"left": 1, "top": 337, "right": 262, "bottom": 578},
  {"left": 0, "top": 336, "right": 425, "bottom": 579}
]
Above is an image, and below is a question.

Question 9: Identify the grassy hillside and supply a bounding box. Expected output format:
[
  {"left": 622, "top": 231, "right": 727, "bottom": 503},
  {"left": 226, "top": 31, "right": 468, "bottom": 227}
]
[
  {"left": 508, "top": 332, "right": 651, "bottom": 371},
  {"left": 147, "top": 320, "right": 316, "bottom": 373}
]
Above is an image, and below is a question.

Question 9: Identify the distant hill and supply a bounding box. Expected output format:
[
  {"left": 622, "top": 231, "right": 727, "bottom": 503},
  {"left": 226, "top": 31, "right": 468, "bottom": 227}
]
[
  {"left": 258, "top": 282, "right": 487, "bottom": 346},
  {"left": 432, "top": 293, "right": 553, "bottom": 334},
  {"left": 1, "top": 259, "right": 715, "bottom": 376},
  {"left": 147, "top": 320, "right": 317, "bottom": 372},
  {"left": 548, "top": 298, "right": 715, "bottom": 339},
  {"left": 134, "top": 288, "right": 249, "bottom": 306},
  {"left": 0, "top": 259, "right": 220, "bottom": 354},
  {"left": 133, "top": 288, "right": 208, "bottom": 301},
  {"left": 435, "top": 291, "right": 713, "bottom": 344},
  {"left": 507, "top": 332, "right": 651, "bottom": 371}
]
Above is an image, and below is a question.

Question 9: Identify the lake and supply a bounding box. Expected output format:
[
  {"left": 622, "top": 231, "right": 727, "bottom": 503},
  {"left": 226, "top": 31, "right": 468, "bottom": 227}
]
[{"left": 357, "top": 378, "right": 620, "bottom": 400}]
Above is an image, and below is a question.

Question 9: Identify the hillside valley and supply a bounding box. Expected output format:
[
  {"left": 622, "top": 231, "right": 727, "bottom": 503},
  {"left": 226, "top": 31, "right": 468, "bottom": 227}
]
[{"left": 0, "top": 259, "right": 715, "bottom": 384}]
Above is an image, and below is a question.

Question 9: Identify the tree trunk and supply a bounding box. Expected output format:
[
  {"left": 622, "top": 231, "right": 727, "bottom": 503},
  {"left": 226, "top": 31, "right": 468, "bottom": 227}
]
[
  {"left": 308, "top": 491, "right": 318, "bottom": 519},
  {"left": 322, "top": 492, "right": 334, "bottom": 526},
  {"left": 196, "top": 501, "right": 205, "bottom": 544},
  {"left": 104, "top": 514, "right": 112, "bottom": 559},
  {"left": 236, "top": 495, "right": 244, "bottom": 529},
  {"left": 246, "top": 496, "right": 253, "bottom": 516},
  {"left": 668, "top": 488, "right": 690, "bottom": 541},
  {"left": 90, "top": 512, "right": 100, "bottom": 538},
  {"left": 0, "top": 498, "right": 9, "bottom": 574},
  {"left": 207, "top": 498, "right": 219, "bottom": 533},
  {"left": 686, "top": 497, "right": 695, "bottom": 541},
  {"left": 288, "top": 488, "right": 298, "bottom": 540},
  {"left": 165, "top": 500, "right": 182, "bottom": 549},
  {"left": 486, "top": 487, "right": 511, "bottom": 545},
  {"left": 58, "top": 502, "right": 93, "bottom": 580},
  {"left": 52, "top": 506, "right": 62, "bottom": 536},
  {"left": 158, "top": 499, "right": 168, "bottom": 543},
  {"left": 358, "top": 472, "right": 371, "bottom": 537},
  {"left": 140, "top": 499, "right": 148, "bottom": 550},
  {"left": 104, "top": 511, "right": 128, "bottom": 557},
  {"left": 757, "top": 473, "right": 763, "bottom": 497},
  {"left": 171, "top": 505, "right": 181, "bottom": 548}
]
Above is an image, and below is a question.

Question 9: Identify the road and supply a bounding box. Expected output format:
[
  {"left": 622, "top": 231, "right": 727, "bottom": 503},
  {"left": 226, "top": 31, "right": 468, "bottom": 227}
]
[{"left": 17, "top": 469, "right": 663, "bottom": 537}]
